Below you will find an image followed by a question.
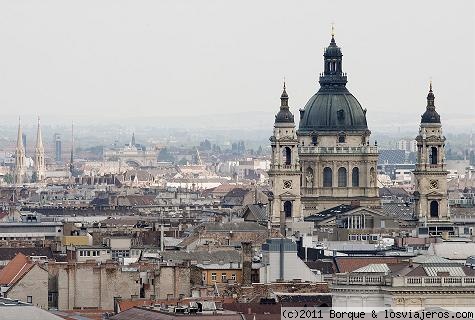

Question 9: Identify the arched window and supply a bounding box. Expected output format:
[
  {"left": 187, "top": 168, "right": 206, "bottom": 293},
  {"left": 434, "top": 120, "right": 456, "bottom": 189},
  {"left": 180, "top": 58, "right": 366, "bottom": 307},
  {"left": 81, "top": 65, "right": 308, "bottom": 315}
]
[
  {"left": 283, "top": 147, "right": 291, "bottom": 165},
  {"left": 323, "top": 167, "right": 332, "bottom": 187},
  {"left": 430, "top": 147, "right": 438, "bottom": 165},
  {"left": 284, "top": 201, "right": 292, "bottom": 218},
  {"left": 430, "top": 201, "right": 439, "bottom": 218},
  {"left": 338, "top": 167, "right": 347, "bottom": 187},
  {"left": 352, "top": 167, "right": 359, "bottom": 187}
]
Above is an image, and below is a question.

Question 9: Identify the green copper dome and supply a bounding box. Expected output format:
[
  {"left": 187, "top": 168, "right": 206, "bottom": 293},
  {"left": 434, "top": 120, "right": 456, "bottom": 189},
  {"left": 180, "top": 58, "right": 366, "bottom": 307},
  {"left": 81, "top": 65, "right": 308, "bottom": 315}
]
[{"left": 298, "top": 36, "right": 368, "bottom": 132}]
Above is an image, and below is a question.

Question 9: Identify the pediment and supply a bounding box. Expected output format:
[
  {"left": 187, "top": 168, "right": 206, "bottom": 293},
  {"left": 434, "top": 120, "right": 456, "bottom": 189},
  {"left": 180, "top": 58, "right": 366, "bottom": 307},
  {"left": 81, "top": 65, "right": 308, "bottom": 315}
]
[
  {"left": 426, "top": 191, "right": 444, "bottom": 198},
  {"left": 278, "top": 191, "right": 298, "bottom": 199}
]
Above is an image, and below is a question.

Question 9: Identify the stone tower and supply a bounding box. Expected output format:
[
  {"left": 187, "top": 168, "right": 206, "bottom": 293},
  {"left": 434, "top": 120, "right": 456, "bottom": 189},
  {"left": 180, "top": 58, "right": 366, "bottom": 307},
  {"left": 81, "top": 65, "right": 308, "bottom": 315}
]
[
  {"left": 296, "top": 34, "right": 379, "bottom": 214},
  {"left": 34, "top": 117, "right": 46, "bottom": 182},
  {"left": 268, "top": 83, "right": 302, "bottom": 233},
  {"left": 14, "top": 118, "right": 26, "bottom": 184},
  {"left": 414, "top": 83, "right": 452, "bottom": 233}
]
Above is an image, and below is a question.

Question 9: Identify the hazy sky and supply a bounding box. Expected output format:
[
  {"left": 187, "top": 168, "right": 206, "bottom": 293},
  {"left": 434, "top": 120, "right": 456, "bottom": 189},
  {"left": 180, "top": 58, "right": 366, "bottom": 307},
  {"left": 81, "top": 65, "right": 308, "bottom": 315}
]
[{"left": 0, "top": 0, "right": 473, "bottom": 130}]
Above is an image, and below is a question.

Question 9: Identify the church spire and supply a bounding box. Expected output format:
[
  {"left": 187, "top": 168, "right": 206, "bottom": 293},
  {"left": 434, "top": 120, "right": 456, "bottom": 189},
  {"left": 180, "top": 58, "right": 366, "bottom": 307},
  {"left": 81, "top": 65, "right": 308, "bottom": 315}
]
[
  {"left": 16, "top": 117, "right": 24, "bottom": 151},
  {"left": 280, "top": 80, "right": 289, "bottom": 107},
  {"left": 34, "top": 117, "right": 46, "bottom": 182},
  {"left": 275, "top": 81, "right": 294, "bottom": 123},
  {"left": 35, "top": 117, "right": 44, "bottom": 150},
  {"left": 421, "top": 81, "right": 440, "bottom": 123},
  {"left": 14, "top": 117, "right": 26, "bottom": 184}
]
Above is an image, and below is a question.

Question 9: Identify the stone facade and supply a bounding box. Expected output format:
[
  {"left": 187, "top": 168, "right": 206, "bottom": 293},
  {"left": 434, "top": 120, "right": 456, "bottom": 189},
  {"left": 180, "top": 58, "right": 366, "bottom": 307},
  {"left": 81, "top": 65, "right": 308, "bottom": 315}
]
[
  {"left": 158, "top": 265, "right": 190, "bottom": 299},
  {"left": 51, "top": 262, "right": 141, "bottom": 310}
]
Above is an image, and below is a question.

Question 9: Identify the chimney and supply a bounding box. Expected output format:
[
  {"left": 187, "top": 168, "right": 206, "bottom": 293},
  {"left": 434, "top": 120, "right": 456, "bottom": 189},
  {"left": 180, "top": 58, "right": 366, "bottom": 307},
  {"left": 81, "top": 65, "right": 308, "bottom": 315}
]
[{"left": 241, "top": 241, "right": 252, "bottom": 286}]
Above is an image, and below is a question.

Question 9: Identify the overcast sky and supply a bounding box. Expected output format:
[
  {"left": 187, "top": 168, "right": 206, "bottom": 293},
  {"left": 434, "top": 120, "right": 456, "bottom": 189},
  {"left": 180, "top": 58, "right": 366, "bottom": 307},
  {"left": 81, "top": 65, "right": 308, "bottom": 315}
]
[{"left": 0, "top": 0, "right": 473, "bottom": 130}]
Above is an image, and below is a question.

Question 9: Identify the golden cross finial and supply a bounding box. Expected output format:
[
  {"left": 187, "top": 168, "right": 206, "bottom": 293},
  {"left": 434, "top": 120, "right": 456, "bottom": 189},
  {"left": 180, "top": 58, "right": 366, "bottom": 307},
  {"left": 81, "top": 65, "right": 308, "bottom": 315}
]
[
  {"left": 429, "top": 77, "right": 433, "bottom": 92},
  {"left": 331, "top": 22, "right": 335, "bottom": 37}
]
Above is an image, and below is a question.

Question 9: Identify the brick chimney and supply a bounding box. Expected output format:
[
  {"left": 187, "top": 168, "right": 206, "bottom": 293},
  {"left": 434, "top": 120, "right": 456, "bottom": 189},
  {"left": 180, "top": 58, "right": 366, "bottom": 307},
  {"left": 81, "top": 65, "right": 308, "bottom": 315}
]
[{"left": 241, "top": 241, "right": 252, "bottom": 286}]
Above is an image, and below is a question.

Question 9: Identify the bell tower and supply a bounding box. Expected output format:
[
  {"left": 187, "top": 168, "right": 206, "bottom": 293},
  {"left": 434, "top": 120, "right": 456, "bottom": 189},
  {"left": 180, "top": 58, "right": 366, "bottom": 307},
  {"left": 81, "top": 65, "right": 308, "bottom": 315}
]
[
  {"left": 268, "top": 83, "right": 302, "bottom": 234},
  {"left": 414, "top": 83, "right": 452, "bottom": 234}
]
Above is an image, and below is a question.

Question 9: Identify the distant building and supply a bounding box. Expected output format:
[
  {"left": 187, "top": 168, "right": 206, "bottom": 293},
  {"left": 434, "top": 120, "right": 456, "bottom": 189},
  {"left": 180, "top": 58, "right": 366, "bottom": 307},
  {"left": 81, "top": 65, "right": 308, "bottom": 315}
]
[
  {"left": 259, "top": 238, "right": 322, "bottom": 283},
  {"left": 397, "top": 139, "right": 417, "bottom": 153},
  {"left": 54, "top": 133, "right": 62, "bottom": 163}
]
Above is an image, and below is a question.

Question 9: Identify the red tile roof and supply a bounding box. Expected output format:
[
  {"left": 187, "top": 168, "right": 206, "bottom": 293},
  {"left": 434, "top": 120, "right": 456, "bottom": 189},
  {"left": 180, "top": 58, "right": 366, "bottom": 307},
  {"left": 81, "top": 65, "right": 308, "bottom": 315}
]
[{"left": 0, "top": 253, "right": 34, "bottom": 286}]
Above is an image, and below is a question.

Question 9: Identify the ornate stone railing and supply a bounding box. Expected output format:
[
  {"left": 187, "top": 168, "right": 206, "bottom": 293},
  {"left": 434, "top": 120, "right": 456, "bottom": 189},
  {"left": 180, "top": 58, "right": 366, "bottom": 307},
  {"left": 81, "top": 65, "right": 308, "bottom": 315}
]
[
  {"left": 299, "top": 146, "right": 378, "bottom": 155},
  {"left": 392, "top": 276, "right": 475, "bottom": 287}
]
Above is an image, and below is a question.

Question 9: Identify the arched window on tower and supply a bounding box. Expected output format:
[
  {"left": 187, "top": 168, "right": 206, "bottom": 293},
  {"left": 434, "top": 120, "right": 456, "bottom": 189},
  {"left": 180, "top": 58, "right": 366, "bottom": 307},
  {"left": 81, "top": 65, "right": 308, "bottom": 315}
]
[
  {"left": 352, "top": 167, "right": 359, "bottom": 187},
  {"left": 429, "top": 147, "right": 438, "bottom": 165},
  {"left": 430, "top": 200, "right": 439, "bottom": 218},
  {"left": 284, "top": 201, "right": 292, "bottom": 218},
  {"left": 283, "top": 147, "right": 291, "bottom": 166},
  {"left": 338, "top": 167, "right": 347, "bottom": 187},
  {"left": 323, "top": 167, "right": 332, "bottom": 187}
]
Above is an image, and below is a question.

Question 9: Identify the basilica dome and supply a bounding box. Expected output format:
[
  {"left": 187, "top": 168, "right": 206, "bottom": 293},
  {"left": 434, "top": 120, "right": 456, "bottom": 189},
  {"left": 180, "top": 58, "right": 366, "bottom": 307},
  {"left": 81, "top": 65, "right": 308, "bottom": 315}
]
[{"left": 298, "top": 36, "right": 368, "bottom": 132}]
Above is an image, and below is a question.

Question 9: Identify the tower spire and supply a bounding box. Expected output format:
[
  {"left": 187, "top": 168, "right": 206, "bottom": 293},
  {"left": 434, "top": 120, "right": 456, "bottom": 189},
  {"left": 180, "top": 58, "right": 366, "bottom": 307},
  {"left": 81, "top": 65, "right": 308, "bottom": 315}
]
[
  {"left": 421, "top": 81, "right": 440, "bottom": 124},
  {"left": 14, "top": 117, "right": 26, "bottom": 184},
  {"left": 34, "top": 116, "right": 46, "bottom": 182},
  {"left": 16, "top": 117, "right": 23, "bottom": 150}
]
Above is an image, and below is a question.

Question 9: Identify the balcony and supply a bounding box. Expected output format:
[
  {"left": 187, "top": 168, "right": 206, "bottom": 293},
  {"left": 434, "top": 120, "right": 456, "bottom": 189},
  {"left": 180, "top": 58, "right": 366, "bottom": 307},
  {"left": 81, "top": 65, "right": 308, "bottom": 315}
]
[
  {"left": 299, "top": 146, "right": 378, "bottom": 155},
  {"left": 333, "top": 274, "right": 390, "bottom": 286},
  {"left": 392, "top": 276, "right": 475, "bottom": 287}
]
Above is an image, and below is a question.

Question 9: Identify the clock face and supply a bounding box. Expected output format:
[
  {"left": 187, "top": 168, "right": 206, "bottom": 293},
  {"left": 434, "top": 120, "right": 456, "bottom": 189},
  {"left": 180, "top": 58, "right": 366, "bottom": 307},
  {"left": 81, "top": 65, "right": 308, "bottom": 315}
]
[
  {"left": 283, "top": 180, "right": 292, "bottom": 189},
  {"left": 429, "top": 180, "right": 438, "bottom": 190}
]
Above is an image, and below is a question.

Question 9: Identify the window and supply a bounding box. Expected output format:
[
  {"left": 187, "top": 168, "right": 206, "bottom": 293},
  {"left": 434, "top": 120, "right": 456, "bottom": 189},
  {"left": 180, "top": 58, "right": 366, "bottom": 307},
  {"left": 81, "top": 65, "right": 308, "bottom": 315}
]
[
  {"left": 202, "top": 273, "right": 206, "bottom": 281},
  {"left": 338, "top": 167, "right": 347, "bottom": 187},
  {"left": 27, "top": 296, "right": 32, "bottom": 303},
  {"left": 284, "top": 201, "right": 292, "bottom": 218},
  {"left": 352, "top": 167, "right": 359, "bottom": 187},
  {"left": 338, "top": 132, "right": 346, "bottom": 143},
  {"left": 231, "top": 274, "right": 236, "bottom": 281},
  {"left": 221, "top": 273, "right": 227, "bottom": 282},
  {"left": 283, "top": 147, "right": 292, "bottom": 165},
  {"left": 430, "top": 147, "right": 438, "bottom": 165},
  {"left": 323, "top": 167, "right": 332, "bottom": 187},
  {"left": 430, "top": 201, "right": 439, "bottom": 218},
  {"left": 211, "top": 273, "right": 217, "bottom": 281},
  {"left": 311, "top": 135, "right": 318, "bottom": 145}
]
